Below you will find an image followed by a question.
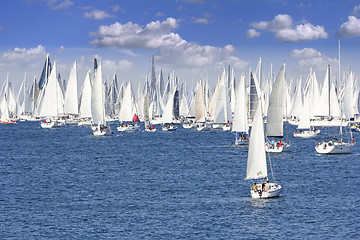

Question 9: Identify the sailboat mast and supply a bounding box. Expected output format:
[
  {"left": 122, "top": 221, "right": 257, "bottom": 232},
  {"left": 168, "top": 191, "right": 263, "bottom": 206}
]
[
  {"left": 328, "top": 65, "right": 331, "bottom": 118},
  {"left": 338, "top": 40, "right": 343, "bottom": 141}
]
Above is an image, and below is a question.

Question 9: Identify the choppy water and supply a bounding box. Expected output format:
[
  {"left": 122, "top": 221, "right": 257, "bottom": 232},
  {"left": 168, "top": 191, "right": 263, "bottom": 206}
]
[{"left": 1, "top": 122, "right": 359, "bottom": 239}]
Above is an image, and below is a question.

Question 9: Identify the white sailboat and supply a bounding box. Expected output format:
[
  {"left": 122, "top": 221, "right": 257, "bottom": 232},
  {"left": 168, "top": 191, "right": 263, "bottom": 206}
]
[
  {"left": 117, "top": 82, "right": 140, "bottom": 132},
  {"left": 91, "top": 58, "right": 113, "bottom": 136},
  {"left": 144, "top": 93, "right": 156, "bottom": 132},
  {"left": 63, "top": 61, "right": 79, "bottom": 125},
  {"left": 315, "top": 63, "right": 354, "bottom": 154},
  {"left": 265, "top": 63, "right": 289, "bottom": 152},
  {"left": 293, "top": 89, "right": 320, "bottom": 138},
  {"left": 232, "top": 74, "right": 249, "bottom": 145},
  {"left": 78, "top": 70, "right": 93, "bottom": 126},
  {"left": 195, "top": 81, "right": 210, "bottom": 131},
  {"left": 37, "top": 62, "right": 65, "bottom": 128},
  {"left": 245, "top": 102, "right": 281, "bottom": 199},
  {"left": 161, "top": 89, "right": 178, "bottom": 132}
]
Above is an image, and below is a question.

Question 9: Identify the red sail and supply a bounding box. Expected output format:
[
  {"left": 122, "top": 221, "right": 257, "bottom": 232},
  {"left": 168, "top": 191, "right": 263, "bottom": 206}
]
[{"left": 133, "top": 114, "right": 140, "bottom": 122}]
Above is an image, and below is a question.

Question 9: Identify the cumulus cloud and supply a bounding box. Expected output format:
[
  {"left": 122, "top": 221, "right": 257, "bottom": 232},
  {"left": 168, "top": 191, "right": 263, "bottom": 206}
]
[
  {"left": 0, "top": 45, "right": 46, "bottom": 65},
  {"left": 103, "top": 59, "right": 133, "bottom": 72},
  {"left": 84, "top": 9, "right": 113, "bottom": 20},
  {"left": 90, "top": 17, "right": 245, "bottom": 68},
  {"left": 351, "top": 5, "right": 360, "bottom": 17},
  {"left": 246, "top": 29, "right": 260, "bottom": 39},
  {"left": 157, "top": 43, "right": 236, "bottom": 68},
  {"left": 47, "top": 0, "right": 74, "bottom": 10},
  {"left": 249, "top": 14, "right": 328, "bottom": 42},
  {"left": 290, "top": 48, "right": 321, "bottom": 59},
  {"left": 192, "top": 17, "right": 208, "bottom": 24},
  {"left": 111, "top": 5, "right": 125, "bottom": 13},
  {"left": 289, "top": 48, "right": 337, "bottom": 69},
  {"left": 90, "top": 18, "right": 181, "bottom": 49},
  {"left": 337, "top": 16, "right": 360, "bottom": 39}
]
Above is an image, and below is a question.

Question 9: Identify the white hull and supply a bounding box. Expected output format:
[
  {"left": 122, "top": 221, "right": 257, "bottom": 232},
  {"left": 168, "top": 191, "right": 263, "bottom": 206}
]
[
  {"left": 222, "top": 125, "right": 231, "bottom": 131},
  {"left": 182, "top": 123, "right": 193, "bottom": 129},
  {"left": 250, "top": 182, "right": 282, "bottom": 199},
  {"left": 162, "top": 125, "right": 177, "bottom": 132},
  {"left": 293, "top": 129, "right": 320, "bottom": 138},
  {"left": 41, "top": 119, "right": 65, "bottom": 129},
  {"left": 311, "top": 119, "right": 345, "bottom": 127},
  {"left": 93, "top": 129, "right": 113, "bottom": 136},
  {"left": 117, "top": 124, "right": 140, "bottom": 132},
  {"left": 78, "top": 120, "right": 92, "bottom": 126},
  {"left": 315, "top": 141, "right": 354, "bottom": 154},
  {"left": 65, "top": 118, "right": 79, "bottom": 125}
]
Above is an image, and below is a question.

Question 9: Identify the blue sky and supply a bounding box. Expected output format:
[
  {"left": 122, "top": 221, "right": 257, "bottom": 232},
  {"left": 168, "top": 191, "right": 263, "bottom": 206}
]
[{"left": 1, "top": 0, "right": 360, "bottom": 90}]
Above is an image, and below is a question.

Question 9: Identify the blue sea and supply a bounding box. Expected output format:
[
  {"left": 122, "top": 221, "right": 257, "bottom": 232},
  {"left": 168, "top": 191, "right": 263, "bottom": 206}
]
[{"left": 1, "top": 122, "right": 359, "bottom": 239}]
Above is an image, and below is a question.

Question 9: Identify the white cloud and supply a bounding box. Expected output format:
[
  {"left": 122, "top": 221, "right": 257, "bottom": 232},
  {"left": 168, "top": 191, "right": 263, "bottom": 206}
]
[
  {"left": 275, "top": 23, "right": 328, "bottom": 42},
  {"left": 157, "top": 43, "right": 236, "bottom": 68},
  {"left": 103, "top": 59, "right": 133, "bottom": 72},
  {"left": 289, "top": 48, "right": 337, "bottom": 70},
  {"left": 84, "top": 9, "right": 113, "bottom": 20},
  {"left": 337, "top": 16, "right": 360, "bottom": 39},
  {"left": 90, "top": 18, "right": 181, "bottom": 49},
  {"left": 192, "top": 17, "right": 208, "bottom": 24},
  {"left": 47, "top": 0, "right": 74, "bottom": 10},
  {"left": 111, "top": 5, "right": 125, "bottom": 13},
  {"left": 0, "top": 45, "right": 46, "bottom": 64},
  {"left": 250, "top": 14, "right": 293, "bottom": 32},
  {"left": 351, "top": 5, "right": 360, "bottom": 17},
  {"left": 90, "top": 17, "right": 245, "bottom": 69},
  {"left": 246, "top": 29, "right": 260, "bottom": 39},
  {"left": 249, "top": 14, "right": 328, "bottom": 42}
]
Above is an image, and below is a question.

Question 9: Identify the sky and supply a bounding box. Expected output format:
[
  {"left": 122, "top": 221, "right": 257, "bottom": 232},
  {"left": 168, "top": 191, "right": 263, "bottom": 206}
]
[{"left": 1, "top": 0, "right": 360, "bottom": 91}]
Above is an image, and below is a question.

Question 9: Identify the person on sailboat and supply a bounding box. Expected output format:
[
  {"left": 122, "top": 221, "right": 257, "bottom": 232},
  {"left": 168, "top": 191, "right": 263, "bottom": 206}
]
[{"left": 251, "top": 183, "right": 258, "bottom": 192}]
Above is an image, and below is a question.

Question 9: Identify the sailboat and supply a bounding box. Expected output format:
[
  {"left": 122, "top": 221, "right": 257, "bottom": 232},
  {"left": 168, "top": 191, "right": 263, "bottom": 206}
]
[
  {"left": 265, "top": 63, "right": 290, "bottom": 152},
  {"left": 63, "top": 61, "right": 79, "bottom": 125},
  {"left": 144, "top": 92, "right": 156, "bottom": 132},
  {"left": 36, "top": 62, "right": 65, "bottom": 129},
  {"left": 245, "top": 102, "right": 282, "bottom": 199},
  {"left": 194, "top": 81, "right": 210, "bottom": 131},
  {"left": 161, "top": 89, "right": 178, "bottom": 132},
  {"left": 117, "top": 82, "right": 140, "bottom": 132},
  {"left": 293, "top": 89, "right": 320, "bottom": 138},
  {"left": 315, "top": 56, "right": 355, "bottom": 153},
  {"left": 91, "top": 58, "right": 113, "bottom": 136},
  {"left": 232, "top": 73, "right": 249, "bottom": 145}
]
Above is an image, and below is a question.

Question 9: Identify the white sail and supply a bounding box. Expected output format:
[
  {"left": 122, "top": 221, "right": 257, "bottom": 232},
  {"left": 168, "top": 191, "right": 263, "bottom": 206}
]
[
  {"left": 91, "top": 59, "right": 105, "bottom": 125},
  {"left": 289, "top": 77, "right": 303, "bottom": 118},
  {"left": 246, "top": 102, "right": 267, "bottom": 180},
  {"left": 330, "top": 82, "right": 340, "bottom": 117},
  {"left": 119, "top": 82, "right": 136, "bottom": 122},
  {"left": 232, "top": 74, "right": 248, "bottom": 133},
  {"left": 298, "top": 92, "right": 311, "bottom": 129},
  {"left": 37, "top": 62, "right": 64, "bottom": 117},
  {"left": 213, "top": 69, "right": 232, "bottom": 124},
  {"left": 64, "top": 61, "right": 79, "bottom": 115},
  {"left": 266, "top": 63, "right": 286, "bottom": 138},
  {"left": 195, "top": 81, "right": 206, "bottom": 122},
  {"left": 79, "top": 70, "right": 92, "bottom": 118},
  {"left": 161, "top": 89, "right": 176, "bottom": 124}
]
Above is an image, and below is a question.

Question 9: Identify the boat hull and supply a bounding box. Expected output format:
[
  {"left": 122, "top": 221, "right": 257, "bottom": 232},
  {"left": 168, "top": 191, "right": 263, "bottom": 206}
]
[
  {"left": 250, "top": 183, "right": 282, "bottom": 199},
  {"left": 293, "top": 129, "right": 320, "bottom": 138},
  {"left": 315, "top": 141, "right": 354, "bottom": 154}
]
